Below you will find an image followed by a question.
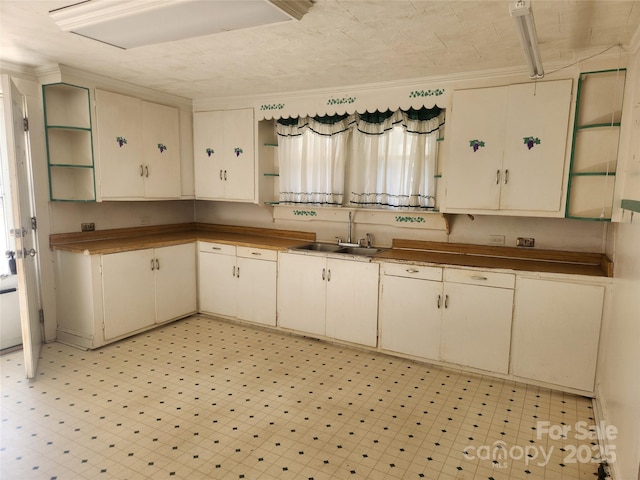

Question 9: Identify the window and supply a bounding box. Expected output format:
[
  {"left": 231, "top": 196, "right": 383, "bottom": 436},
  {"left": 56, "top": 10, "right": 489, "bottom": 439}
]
[
  {"left": 276, "top": 115, "right": 351, "bottom": 206},
  {"left": 276, "top": 107, "right": 444, "bottom": 210}
]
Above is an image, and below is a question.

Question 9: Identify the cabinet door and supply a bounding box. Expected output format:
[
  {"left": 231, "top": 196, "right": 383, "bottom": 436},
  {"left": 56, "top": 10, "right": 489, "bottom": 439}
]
[
  {"left": 141, "top": 101, "right": 181, "bottom": 199},
  {"left": 95, "top": 89, "right": 144, "bottom": 198},
  {"left": 236, "top": 257, "right": 276, "bottom": 326},
  {"left": 445, "top": 86, "right": 508, "bottom": 210},
  {"left": 155, "top": 243, "right": 197, "bottom": 324},
  {"left": 511, "top": 278, "right": 604, "bottom": 391},
  {"left": 194, "top": 110, "right": 226, "bottom": 199},
  {"left": 379, "top": 275, "right": 442, "bottom": 360},
  {"left": 198, "top": 251, "right": 236, "bottom": 317},
  {"left": 102, "top": 249, "right": 155, "bottom": 340},
  {"left": 501, "top": 80, "right": 572, "bottom": 211},
  {"left": 440, "top": 282, "right": 513, "bottom": 374},
  {"left": 325, "top": 259, "right": 379, "bottom": 347},
  {"left": 223, "top": 109, "right": 255, "bottom": 201},
  {"left": 277, "top": 253, "right": 326, "bottom": 336}
]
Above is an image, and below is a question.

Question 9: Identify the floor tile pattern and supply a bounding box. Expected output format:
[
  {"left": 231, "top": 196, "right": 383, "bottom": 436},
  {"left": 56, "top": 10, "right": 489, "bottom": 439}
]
[{"left": 1, "top": 316, "right": 600, "bottom": 479}]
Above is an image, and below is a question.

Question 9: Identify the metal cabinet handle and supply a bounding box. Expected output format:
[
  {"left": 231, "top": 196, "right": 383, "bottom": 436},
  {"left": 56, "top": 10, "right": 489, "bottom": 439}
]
[
  {"left": 140, "top": 165, "right": 144, "bottom": 177},
  {"left": 237, "top": 266, "right": 240, "bottom": 278},
  {"left": 437, "top": 294, "right": 441, "bottom": 309},
  {"left": 155, "top": 258, "right": 160, "bottom": 270},
  {"left": 220, "top": 169, "right": 223, "bottom": 180},
  {"left": 151, "top": 258, "right": 155, "bottom": 271},
  {"left": 496, "top": 170, "right": 500, "bottom": 185},
  {"left": 406, "top": 269, "right": 419, "bottom": 273},
  {"left": 503, "top": 169, "right": 509, "bottom": 184},
  {"left": 251, "top": 252, "right": 262, "bottom": 256},
  {"left": 211, "top": 246, "right": 222, "bottom": 250},
  {"left": 233, "top": 265, "right": 236, "bottom": 277},
  {"left": 322, "top": 268, "right": 326, "bottom": 280},
  {"left": 444, "top": 294, "right": 449, "bottom": 309},
  {"left": 145, "top": 165, "right": 149, "bottom": 178},
  {"left": 327, "top": 269, "right": 331, "bottom": 281},
  {"left": 224, "top": 170, "right": 228, "bottom": 181},
  {"left": 471, "top": 275, "right": 488, "bottom": 281}
]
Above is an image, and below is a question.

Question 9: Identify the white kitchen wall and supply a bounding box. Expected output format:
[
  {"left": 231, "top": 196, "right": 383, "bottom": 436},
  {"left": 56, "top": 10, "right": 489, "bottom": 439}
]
[
  {"left": 596, "top": 218, "right": 640, "bottom": 480},
  {"left": 195, "top": 201, "right": 609, "bottom": 253},
  {"left": 49, "top": 200, "right": 195, "bottom": 234}
]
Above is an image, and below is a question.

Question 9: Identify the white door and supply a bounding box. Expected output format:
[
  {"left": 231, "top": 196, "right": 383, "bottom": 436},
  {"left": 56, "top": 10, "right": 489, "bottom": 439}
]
[
  {"left": 102, "top": 249, "right": 155, "bottom": 340},
  {"left": 155, "top": 243, "right": 197, "bottom": 324},
  {"left": 325, "top": 259, "right": 379, "bottom": 347},
  {"left": 3, "top": 78, "right": 43, "bottom": 378},
  {"left": 379, "top": 275, "right": 442, "bottom": 360},
  {"left": 141, "top": 101, "right": 181, "bottom": 199},
  {"left": 198, "top": 250, "right": 237, "bottom": 317},
  {"left": 236, "top": 256, "right": 276, "bottom": 326},
  {"left": 501, "top": 80, "right": 572, "bottom": 211},
  {"left": 193, "top": 111, "right": 225, "bottom": 199},
  {"left": 277, "top": 253, "right": 326, "bottom": 336},
  {"left": 440, "top": 282, "right": 513, "bottom": 374},
  {"left": 95, "top": 89, "right": 143, "bottom": 199},
  {"left": 445, "top": 86, "right": 508, "bottom": 211},
  {"left": 511, "top": 278, "right": 604, "bottom": 391},
  {"left": 222, "top": 109, "right": 255, "bottom": 201}
]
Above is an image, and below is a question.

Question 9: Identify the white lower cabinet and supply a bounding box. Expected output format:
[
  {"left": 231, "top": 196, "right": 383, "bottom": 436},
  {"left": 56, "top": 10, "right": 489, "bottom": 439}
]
[
  {"left": 277, "top": 252, "right": 379, "bottom": 347},
  {"left": 511, "top": 277, "right": 605, "bottom": 392},
  {"left": 439, "top": 270, "right": 514, "bottom": 374},
  {"left": 379, "top": 264, "right": 443, "bottom": 360},
  {"left": 380, "top": 264, "right": 514, "bottom": 374},
  {"left": 103, "top": 243, "right": 197, "bottom": 340},
  {"left": 55, "top": 243, "right": 197, "bottom": 349},
  {"left": 198, "top": 242, "right": 277, "bottom": 326}
]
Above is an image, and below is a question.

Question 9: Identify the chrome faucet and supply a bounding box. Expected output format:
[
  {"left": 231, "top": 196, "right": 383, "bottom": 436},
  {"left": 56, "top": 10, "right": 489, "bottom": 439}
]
[{"left": 337, "top": 211, "right": 360, "bottom": 247}]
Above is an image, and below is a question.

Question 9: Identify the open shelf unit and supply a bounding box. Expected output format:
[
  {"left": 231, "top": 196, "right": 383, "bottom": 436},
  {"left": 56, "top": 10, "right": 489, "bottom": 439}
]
[
  {"left": 43, "top": 82, "right": 96, "bottom": 202},
  {"left": 566, "top": 69, "right": 626, "bottom": 220}
]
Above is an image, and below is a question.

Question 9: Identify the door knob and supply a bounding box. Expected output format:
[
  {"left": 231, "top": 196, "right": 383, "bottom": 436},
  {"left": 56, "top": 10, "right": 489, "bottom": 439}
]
[{"left": 25, "top": 248, "right": 37, "bottom": 257}]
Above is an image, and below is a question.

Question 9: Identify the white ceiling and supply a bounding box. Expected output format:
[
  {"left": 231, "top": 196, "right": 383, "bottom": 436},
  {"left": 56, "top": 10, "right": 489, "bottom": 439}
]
[{"left": 1, "top": 1, "right": 639, "bottom": 101}]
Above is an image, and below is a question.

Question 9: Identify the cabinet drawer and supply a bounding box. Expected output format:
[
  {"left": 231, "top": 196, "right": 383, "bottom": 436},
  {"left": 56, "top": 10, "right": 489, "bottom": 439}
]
[
  {"left": 444, "top": 268, "right": 514, "bottom": 289},
  {"left": 382, "top": 262, "right": 442, "bottom": 281},
  {"left": 237, "top": 246, "right": 277, "bottom": 262},
  {"left": 198, "top": 241, "right": 236, "bottom": 256}
]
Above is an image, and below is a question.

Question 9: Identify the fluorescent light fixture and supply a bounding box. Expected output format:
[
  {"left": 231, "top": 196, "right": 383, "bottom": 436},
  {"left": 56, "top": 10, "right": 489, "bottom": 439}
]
[
  {"left": 50, "top": 0, "right": 314, "bottom": 49},
  {"left": 509, "top": 0, "right": 544, "bottom": 79}
]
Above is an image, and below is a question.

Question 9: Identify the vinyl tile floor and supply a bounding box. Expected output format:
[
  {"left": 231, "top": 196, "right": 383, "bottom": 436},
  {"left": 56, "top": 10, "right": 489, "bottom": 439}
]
[{"left": 1, "top": 316, "right": 602, "bottom": 480}]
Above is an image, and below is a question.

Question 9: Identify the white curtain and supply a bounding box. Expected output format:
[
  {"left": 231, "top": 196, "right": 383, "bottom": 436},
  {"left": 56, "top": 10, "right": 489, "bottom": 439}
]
[
  {"left": 349, "top": 109, "right": 444, "bottom": 209},
  {"left": 277, "top": 116, "right": 352, "bottom": 206}
]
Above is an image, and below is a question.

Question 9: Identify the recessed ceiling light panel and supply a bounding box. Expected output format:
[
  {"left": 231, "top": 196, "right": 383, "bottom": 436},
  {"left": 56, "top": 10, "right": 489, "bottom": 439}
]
[{"left": 50, "top": 0, "right": 313, "bottom": 49}]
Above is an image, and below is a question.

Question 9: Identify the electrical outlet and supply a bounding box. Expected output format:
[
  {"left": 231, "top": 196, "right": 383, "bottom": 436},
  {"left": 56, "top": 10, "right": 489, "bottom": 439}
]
[
  {"left": 516, "top": 237, "right": 535, "bottom": 247},
  {"left": 140, "top": 216, "right": 151, "bottom": 225},
  {"left": 81, "top": 222, "right": 95, "bottom": 232},
  {"left": 488, "top": 234, "right": 505, "bottom": 246}
]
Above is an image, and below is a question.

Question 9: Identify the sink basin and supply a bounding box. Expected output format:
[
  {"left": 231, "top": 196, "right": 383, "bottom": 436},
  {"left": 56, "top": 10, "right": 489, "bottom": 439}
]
[
  {"left": 292, "top": 243, "right": 346, "bottom": 253},
  {"left": 291, "top": 243, "right": 386, "bottom": 257},
  {"left": 338, "top": 246, "right": 387, "bottom": 256}
]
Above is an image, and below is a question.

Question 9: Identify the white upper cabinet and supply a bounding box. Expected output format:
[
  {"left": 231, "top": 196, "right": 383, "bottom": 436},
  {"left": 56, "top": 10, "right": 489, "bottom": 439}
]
[
  {"left": 95, "top": 89, "right": 181, "bottom": 200},
  {"left": 444, "top": 79, "right": 572, "bottom": 215},
  {"left": 193, "top": 109, "right": 255, "bottom": 201},
  {"left": 141, "top": 101, "right": 181, "bottom": 199}
]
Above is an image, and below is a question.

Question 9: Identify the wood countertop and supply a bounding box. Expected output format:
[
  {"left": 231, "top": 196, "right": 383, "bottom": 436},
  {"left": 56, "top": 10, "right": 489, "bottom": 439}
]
[
  {"left": 49, "top": 223, "right": 315, "bottom": 255},
  {"left": 50, "top": 224, "right": 612, "bottom": 278},
  {"left": 375, "top": 240, "right": 613, "bottom": 278}
]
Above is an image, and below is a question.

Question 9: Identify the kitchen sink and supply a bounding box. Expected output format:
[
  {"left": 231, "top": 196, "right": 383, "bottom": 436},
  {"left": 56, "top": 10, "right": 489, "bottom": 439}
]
[
  {"left": 293, "top": 243, "right": 346, "bottom": 253},
  {"left": 338, "top": 246, "right": 387, "bottom": 256},
  {"left": 291, "top": 243, "right": 387, "bottom": 257}
]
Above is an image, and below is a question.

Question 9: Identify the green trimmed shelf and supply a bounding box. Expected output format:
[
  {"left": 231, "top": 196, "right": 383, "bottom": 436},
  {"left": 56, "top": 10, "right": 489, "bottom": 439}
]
[
  {"left": 621, "top": 199, "right": 640, "bottom": 213},
  {"left": 570, "top": 171, "right": 616, "bottom": 177}
]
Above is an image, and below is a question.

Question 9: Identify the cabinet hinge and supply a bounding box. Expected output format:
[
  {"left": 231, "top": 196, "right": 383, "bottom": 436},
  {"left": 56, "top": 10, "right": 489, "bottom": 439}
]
[
  {"left": 39, "top": 309, "right": 44, "bottom": 324},
  {"left": 23, "top": 117, "right": 29, "bottom": 132},
  {"left": 31, "top": 217, "right": 37, "bottom": 231}
]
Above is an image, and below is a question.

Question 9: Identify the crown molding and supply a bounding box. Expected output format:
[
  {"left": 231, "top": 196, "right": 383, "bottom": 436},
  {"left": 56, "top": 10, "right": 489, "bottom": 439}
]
[
  {"left": 36, "top": 64, "right": 193, "bottom": 109},
  {"left": 0, "top": 61, "right": 39, "bottom": 81}
]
